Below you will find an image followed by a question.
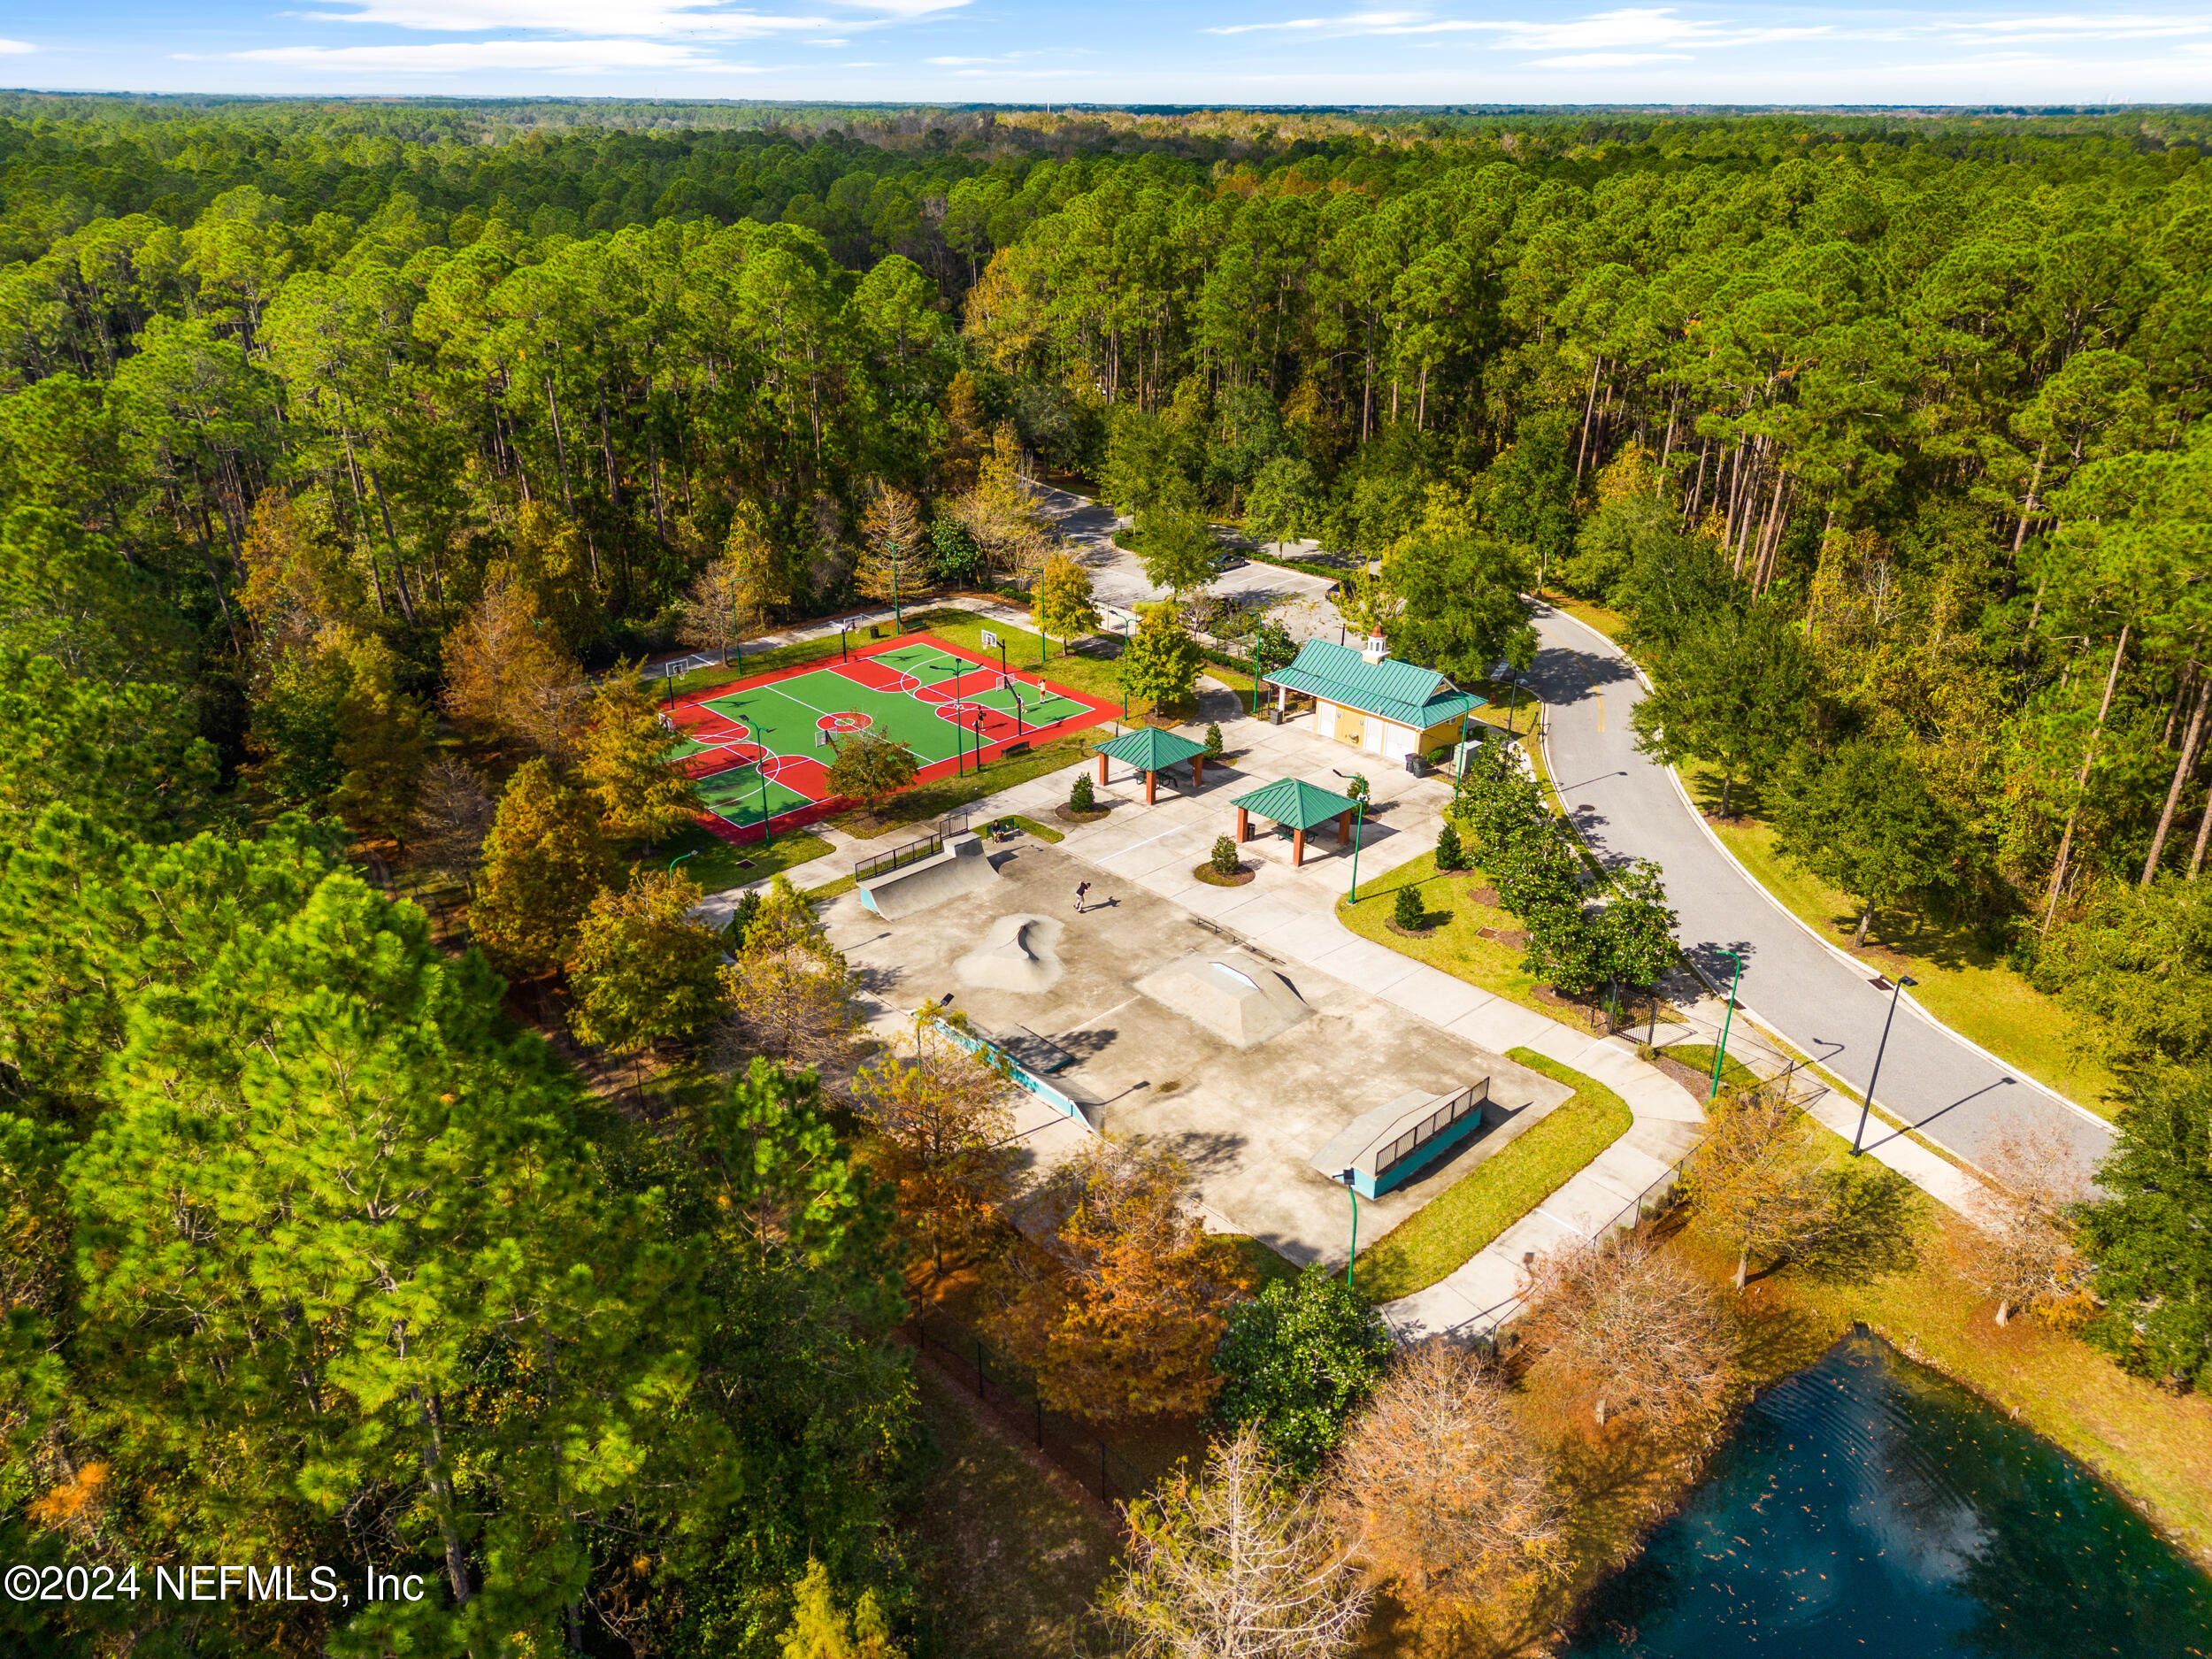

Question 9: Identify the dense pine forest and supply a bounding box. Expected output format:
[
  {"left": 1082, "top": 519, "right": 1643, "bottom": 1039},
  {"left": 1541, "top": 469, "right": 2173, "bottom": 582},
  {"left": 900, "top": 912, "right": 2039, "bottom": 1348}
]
[{"left": 4, "top": 95, "right": 2211, "bottom": 1656}]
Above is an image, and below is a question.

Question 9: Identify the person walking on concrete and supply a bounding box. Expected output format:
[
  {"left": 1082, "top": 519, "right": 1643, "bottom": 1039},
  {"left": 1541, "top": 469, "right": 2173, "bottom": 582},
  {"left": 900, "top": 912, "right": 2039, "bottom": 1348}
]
[{"left": 1074, "top": 880, "right": 1091, "bottom": 913}]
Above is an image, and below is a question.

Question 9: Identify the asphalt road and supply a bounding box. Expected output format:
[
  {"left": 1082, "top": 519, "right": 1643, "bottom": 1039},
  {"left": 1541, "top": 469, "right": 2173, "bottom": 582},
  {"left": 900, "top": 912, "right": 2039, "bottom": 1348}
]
[
  {"left": 1035, "top": 483, "right": 1347, "bottom": 643},
  {"left": 1527, "top": 602, "right": 2115, "bottom": 1187}
]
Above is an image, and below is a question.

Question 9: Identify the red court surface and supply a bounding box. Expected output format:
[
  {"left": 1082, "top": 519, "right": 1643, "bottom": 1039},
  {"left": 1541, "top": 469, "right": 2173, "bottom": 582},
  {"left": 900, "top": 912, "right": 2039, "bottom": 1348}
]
[{"left": 662, "top": 632, "right": 1121, "bottom": 843}]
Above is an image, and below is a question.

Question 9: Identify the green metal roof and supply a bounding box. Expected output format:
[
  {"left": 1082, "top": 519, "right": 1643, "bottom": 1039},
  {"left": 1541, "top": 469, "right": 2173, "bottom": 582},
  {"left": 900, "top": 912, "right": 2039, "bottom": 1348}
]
[
  {"left": 1230, "top": 777, "right": 1363, "bottom": 832},
  {"left": 1265, "top": 638, "right": 1485, "bottom": 729},
  {"left": 1096, "top": 726, "right": 1208, "bottom": 770}
]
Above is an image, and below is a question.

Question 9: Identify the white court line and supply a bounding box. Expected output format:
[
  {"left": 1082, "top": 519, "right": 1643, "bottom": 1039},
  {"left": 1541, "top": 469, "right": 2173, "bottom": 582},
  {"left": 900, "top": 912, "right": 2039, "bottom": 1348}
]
[{"left": 1100, "top": 826, "right": 1187, "bottom": 861}]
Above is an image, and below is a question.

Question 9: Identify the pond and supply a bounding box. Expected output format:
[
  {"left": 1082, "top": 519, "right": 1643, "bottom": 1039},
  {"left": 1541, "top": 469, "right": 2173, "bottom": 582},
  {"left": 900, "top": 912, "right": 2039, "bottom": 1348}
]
[{"left": 1567, "top": 1330, "right": 2212, "bottom": 1659}]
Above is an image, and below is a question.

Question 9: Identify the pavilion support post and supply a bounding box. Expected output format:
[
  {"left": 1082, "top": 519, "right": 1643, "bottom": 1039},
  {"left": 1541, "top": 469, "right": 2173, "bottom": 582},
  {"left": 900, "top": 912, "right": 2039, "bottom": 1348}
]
[
  {"left": 1338, "top": 810, "right": 1351, "bottom": 844},
  {"left": 1194, "top": 755, "right": 1205, "bottom": 787},
  {"left": 1145, "top": 769, "right": 1157, "bottom": 806},
  {"left": 1293, "top": 828, "right": 1307, "bottom": 867},
  {"left": 1097, "top": 753, "right": 1108, "bottom": 786},
  {"left": 1236, "top": 806, "right": 1250, "bottom": 844}
]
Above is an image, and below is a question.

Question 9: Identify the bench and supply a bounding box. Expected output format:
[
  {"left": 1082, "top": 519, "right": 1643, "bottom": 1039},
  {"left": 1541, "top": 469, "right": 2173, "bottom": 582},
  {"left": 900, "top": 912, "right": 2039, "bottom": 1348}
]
[{"left": 1002, "top": 740, "right": 1033, "bottom": 757}]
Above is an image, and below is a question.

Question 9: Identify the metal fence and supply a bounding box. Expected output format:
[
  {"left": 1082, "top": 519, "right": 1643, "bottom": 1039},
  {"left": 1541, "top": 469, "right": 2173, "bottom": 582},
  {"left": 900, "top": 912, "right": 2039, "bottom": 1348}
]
[
  {"left": 852, "top": 812, "right": 973, "bottom": 883},
  {"left": 910, "top": 1308, "right": 1154, "bottom": 1508}
]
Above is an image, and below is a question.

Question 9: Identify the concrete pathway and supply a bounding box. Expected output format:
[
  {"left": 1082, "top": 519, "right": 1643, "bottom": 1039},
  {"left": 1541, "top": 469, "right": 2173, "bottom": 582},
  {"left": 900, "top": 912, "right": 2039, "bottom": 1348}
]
[
  {"left": 805, "top": 690, "right": 1714, "bottom": 1338},
  {"left": 1527, "top": 601, "right": 2113, "bottom": 1187}
]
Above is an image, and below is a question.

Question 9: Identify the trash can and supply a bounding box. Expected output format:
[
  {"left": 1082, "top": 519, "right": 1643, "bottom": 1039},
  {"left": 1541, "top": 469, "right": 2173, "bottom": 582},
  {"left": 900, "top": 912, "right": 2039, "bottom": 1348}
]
[
  {"left": 1267, "top": 707, "right": 1283, "bottom": 726},
  {"left": 1404, "top": 753, "right": 1429, "bottom": 777}
]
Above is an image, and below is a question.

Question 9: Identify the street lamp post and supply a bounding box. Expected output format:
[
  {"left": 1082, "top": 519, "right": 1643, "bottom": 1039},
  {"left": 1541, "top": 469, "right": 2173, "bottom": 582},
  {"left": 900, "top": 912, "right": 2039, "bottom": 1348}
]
[
  {"left": 1334, "top": 1168, "right": 1360, "bottom": 1293},
  {"left": 1119, "top": 615, "right": 1133, "bottom": 720},
  {"left": 1852, "top": 974, "right": 1917, "bottom": 1156},
  {"left": 1709, "top": 949, "right": 1744, "bottom": 1101},
  {"left": 669, "top": 849, "right": 699, "bottom": 874},
  {"left": 1346, "top": 797, "right": 1367, "bottom": 902}
]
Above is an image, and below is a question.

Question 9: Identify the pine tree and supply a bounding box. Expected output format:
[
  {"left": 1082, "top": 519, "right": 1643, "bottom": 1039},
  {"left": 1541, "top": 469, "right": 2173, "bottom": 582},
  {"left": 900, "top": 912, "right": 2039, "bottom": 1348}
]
[
  {"left": 54, "top": 831, "right": 704, "bottom": 1654},
  {"left": 1435, "top": 818, "right": 1466, "bottom": 872},
  {"left": 470, "top": 758, "right": 620, "bottom": 979},
  {"left": 780, "top": 1560, "right": 905, "bottom": 1659},
  {"left": 578, "top": 668, "right": 702, "bottom": 845}
]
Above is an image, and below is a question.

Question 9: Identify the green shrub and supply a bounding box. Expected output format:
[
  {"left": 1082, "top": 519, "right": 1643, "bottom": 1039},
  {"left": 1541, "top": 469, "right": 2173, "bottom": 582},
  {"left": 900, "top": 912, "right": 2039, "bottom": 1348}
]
[
  {"left": 1203, "top": 721, "right": 1224, "bottom": 757},
  {"left": 1210, "top": 835, "right": 1240, "bottom": 877},
  {"left": 1346, "top": 772, "right": 1371, "bottom": 803},
  {"left": 1393, "top": 883, "right": 1425, "bottom": 929},
  {"left": 1435, "top": 819, "right": 1466, "bottom": 872},
  {"left": 1214, "top": 1270, "right": 1393, "bottom": 1478},
  {"left": 1070, "top": 771, "right": 1095, "bottom": 812}
]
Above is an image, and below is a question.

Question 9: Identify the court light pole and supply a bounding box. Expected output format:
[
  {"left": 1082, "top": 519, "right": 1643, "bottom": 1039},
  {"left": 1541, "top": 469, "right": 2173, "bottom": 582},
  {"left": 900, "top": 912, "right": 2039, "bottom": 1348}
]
[
  {"left": 758, "top": 767, "right": 772, "bottom": 851},
  {"left": 668, "top": 849, "right": 699, "bottom": 874},
  {"left": 1345, "top": 797, "right": 1367, "bottom": 902},
  {"left": 1852, "top": 974, "right": 1916, "bottom": 1156},
  {"left": 1334, "top": 1168, "right": 1360, "bottom": 1293},
  {"left": 1709, "top": 949, "right": 1743, "bottom": 1101}
]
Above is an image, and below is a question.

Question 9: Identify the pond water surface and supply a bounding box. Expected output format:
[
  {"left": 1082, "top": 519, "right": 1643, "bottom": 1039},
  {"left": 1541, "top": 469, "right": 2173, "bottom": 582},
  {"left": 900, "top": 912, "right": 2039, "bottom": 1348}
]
[{"left": 1566, "top": 1330, "right": 2212, "bottom": 1659}]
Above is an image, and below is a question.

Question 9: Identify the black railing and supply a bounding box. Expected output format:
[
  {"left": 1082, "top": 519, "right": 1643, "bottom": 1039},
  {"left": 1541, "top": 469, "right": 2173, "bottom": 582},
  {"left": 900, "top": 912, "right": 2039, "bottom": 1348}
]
[
  {"left": 910, "top": 1308, "right": 1154, "bottom": 1508},
  {"left": 856, "top": 831, "right": 942, "bottom": 882},
  {"left": 1374, "top": 1082, "right": 1485, "bottom": 1179}
]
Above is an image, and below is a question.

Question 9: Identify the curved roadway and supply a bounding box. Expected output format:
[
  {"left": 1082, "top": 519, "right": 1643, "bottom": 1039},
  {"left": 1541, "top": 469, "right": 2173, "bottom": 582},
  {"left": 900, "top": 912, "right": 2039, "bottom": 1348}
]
[{"left": 1527, "top": 603, "right": 2113, "bottom": 1186}]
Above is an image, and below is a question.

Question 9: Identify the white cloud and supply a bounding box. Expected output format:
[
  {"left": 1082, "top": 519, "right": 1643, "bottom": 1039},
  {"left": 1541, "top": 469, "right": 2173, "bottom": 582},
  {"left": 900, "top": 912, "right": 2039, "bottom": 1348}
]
[
  {"left": 1945, "top": 13, "right": 2212, "bottom": 40},
  {"left": 1208, "top": 7, "right": 1833, "bottom": 50},
  {"left": 0, "top": 37, "right": 35, "bottom": 54},
  {"left": 218, "top": 38, "right": 745, "bottom": 71}
]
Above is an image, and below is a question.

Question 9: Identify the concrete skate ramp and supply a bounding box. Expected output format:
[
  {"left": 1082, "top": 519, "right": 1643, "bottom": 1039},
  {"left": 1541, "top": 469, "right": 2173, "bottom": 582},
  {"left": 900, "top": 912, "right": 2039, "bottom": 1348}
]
[
  {"left": 857, "top": 833, "right": 998, "bottom": 920},
  {"left": 1135, "top": 949, "right": 1310, "bottom": 1049},
  {"left": 955, "top": 913, "right": 1064, "bottom": 994}
]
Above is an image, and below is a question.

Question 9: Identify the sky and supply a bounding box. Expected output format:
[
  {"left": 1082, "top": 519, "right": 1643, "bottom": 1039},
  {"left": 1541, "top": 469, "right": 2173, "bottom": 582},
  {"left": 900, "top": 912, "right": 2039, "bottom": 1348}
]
[{"left": 1, "top": 1, "right": 2208, "bottom": 108}]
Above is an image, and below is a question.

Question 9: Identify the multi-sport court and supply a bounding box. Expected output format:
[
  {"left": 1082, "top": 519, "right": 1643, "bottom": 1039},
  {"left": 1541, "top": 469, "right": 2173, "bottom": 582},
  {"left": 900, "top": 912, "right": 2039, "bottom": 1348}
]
[{"left": 666, "top": 633, "right": 1119, "bottom": 838}]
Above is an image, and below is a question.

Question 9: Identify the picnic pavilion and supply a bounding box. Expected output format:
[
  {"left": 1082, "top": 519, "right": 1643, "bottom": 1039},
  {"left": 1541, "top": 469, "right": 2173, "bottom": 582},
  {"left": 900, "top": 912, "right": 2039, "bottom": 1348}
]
[
  {"left": 1229, "top": 777, "right": 1363, "bottom": 867},
  {"left": 1095, "top": 726, "right": 1210, "bottom": 803}
]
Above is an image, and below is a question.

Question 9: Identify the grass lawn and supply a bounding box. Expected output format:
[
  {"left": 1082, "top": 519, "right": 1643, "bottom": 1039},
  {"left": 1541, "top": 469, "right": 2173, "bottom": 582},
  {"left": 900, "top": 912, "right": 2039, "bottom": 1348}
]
[
  {"left": 993, "top": 812, "right": 1064, "bottom": 843},
  {"left": 901, "top": 1363, "right": 1124, "bottom": 1657},
  {"left": 1548, "top": 594, "right": 1632, "bottom": 644},
  {"left": 1335, "top": 850, "right": 1578, "bottom": 1028},
  {"left": 1225, "top": 1233, "right": 1305, "bottom": 1289},
  {"left": 832, "top": 731, "right": 1096, "bottom": 839},
  {"left": 619, "top": 822, "right": 833, "bottom": 895},
  {"left": 1356, "top": 1048, "right": 1633, "bottom": 1303},
  {"left": 1681, "top": 763, "right": 2120, "bottom": 1114}
]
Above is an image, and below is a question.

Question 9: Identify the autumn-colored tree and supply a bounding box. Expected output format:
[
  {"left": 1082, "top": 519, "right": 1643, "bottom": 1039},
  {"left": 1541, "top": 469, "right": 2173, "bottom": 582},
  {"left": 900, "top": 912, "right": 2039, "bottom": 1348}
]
[
  {"left": 852, "top": 1014, "right": 1019, "bottom": 1279},
  {"left": 938, "top": 369, "right": 987, "bottom": 494},
  {"left": 238, "top": 487, "right": 363, "bottom": 657},
  {"left": 495, "top": 500, "right": 603, "bottom": 657},
  {"left": 1684, "top": 1086, "right": 1850, "bottom": 1290},
  {"left": 570, "top": 871, "right": 725, "bottom": 1058},
  {"left": 1334, "top": 1339, "right": 1566, "bottom": 1616},
  {"left": 413, "top": 758, "right": 495, "bottom": 888},
  {"left": 679, "top": 549, "right": 760, "bottom": 665},
  {"left": 442, "top": 580, "right": 587, "bottom": 762},
  {"left": 1521, "top": 1235, "right": 1737, "bottom": 1428},
  {"left": 987, "top": 1136, "right": 1257, "bottom": 1423},
  {"left": 948, "top": 424, "right": 1053, "bottom": 584},
  {"left": 855, "top": 481, "right": 932, "bottom": 616},
  {"left": 469, "top": 757, "right": 620, "bottom": 979},
  {"left": 825, "top": 730, "right": 919, "bottom": 826},
  {"left": 718, "top": 875, "right": 863, "bottom": 1071},
  {"left": 577, "top": 668, "right": 701, "bottom": 845},
  {"left": 780, "top": 1559, "right": 905, "bottom": 1659},
  {"left": 1105, "top": 1428, "right": 1370, "bottom": 1659},
  {"left": 1118, "top": 601, "right": 1204, "bottom": 715},
  {"left": 1032, "top": 550, "right": 1100, "bottom": 650},
  {"left": 1954, "top": 1125, "right": 2094, "bottom": 1328}
]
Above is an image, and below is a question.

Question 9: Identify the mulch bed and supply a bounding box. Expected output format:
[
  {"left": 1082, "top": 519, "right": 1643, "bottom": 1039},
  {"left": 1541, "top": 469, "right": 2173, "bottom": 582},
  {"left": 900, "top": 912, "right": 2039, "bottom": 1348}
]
[
  {"left": 1477, "top": 925, "right": 1529, "bottom": 948},
  {"left": 1055, "top": 805, "right": 1111, "bottom": 824},
  {"left": 1462, "top": 883, "right": 1503, "bottom": 908},
  {"left": 1651, "top": 1052, "right": 1721, "bottom": 1097},
  {"left": 1386, "top": 919, "right": 1445, "bottom": 938},
  {"left": 1194, "top": 864, "right": 1257, "bottom": 887}
]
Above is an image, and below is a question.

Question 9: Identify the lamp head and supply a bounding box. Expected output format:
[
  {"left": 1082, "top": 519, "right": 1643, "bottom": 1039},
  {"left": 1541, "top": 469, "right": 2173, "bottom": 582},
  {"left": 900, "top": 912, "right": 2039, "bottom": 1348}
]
[{"left": 1336, "top": 1168, "right": 1356, "bottom": 1187}]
